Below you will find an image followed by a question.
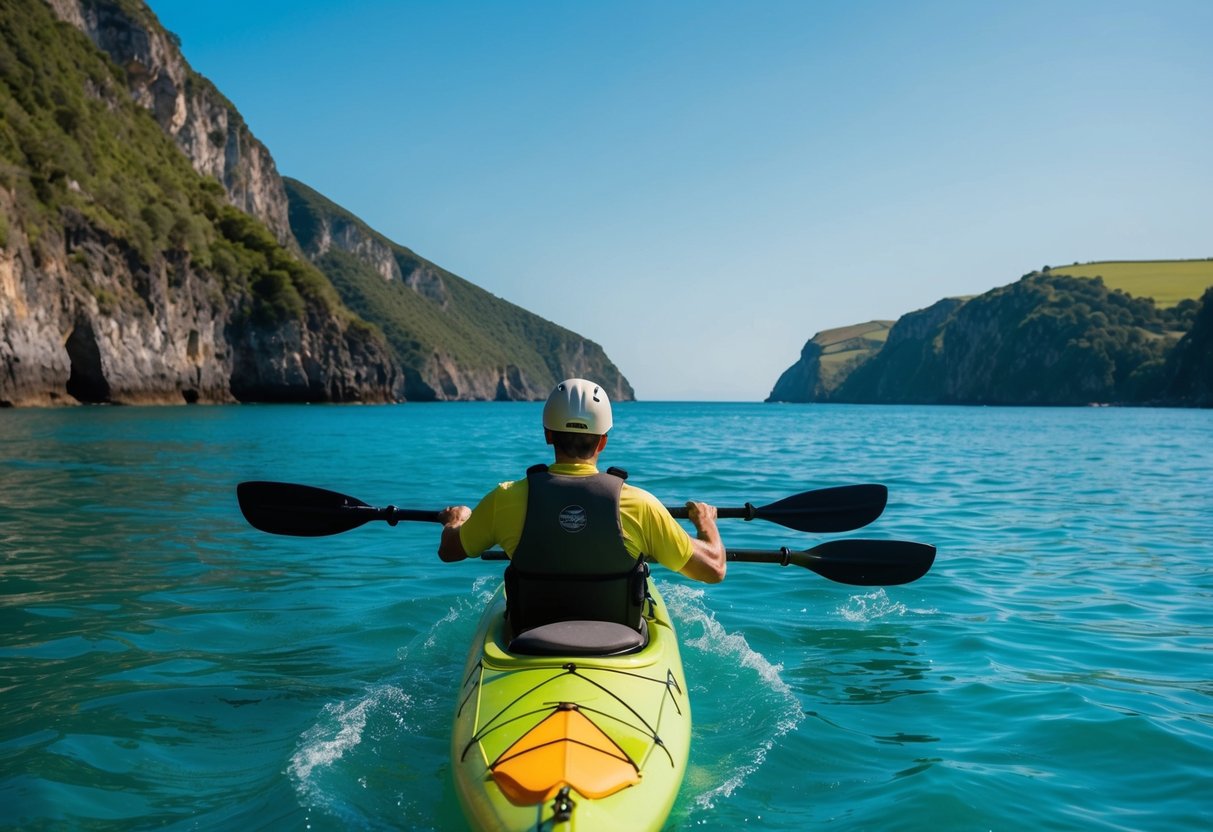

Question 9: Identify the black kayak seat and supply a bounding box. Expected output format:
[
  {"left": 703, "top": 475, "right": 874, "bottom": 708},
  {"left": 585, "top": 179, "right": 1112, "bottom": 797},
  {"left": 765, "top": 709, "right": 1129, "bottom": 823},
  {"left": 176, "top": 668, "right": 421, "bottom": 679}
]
[{"left": 509, "top": 619, "right": 649, "bottom": 657}]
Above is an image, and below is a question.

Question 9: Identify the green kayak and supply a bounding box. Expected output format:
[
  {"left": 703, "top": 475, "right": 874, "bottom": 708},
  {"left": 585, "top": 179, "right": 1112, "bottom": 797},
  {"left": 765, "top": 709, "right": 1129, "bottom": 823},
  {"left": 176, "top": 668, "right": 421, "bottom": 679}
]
[{"left": 452, "top": 579, "right": 691, "bottom": 831}]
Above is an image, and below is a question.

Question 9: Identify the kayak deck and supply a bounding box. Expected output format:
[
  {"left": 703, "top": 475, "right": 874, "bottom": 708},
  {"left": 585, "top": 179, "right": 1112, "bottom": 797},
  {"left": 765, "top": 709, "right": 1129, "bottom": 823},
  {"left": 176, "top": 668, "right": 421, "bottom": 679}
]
[{"left": 452, "top": 580, "right": 691, "bottom": 831}]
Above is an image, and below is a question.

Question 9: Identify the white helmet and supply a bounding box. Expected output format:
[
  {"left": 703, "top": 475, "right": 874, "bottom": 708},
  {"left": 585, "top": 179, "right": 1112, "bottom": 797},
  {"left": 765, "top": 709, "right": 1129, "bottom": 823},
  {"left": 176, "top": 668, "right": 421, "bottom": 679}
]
[{"left": 543, "top": 378, "right": 613, "bottom": 434}]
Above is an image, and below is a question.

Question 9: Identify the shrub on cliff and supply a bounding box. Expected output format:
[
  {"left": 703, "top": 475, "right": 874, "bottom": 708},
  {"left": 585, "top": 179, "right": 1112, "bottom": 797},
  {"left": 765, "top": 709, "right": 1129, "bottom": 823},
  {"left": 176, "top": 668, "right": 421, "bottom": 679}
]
[{"left": 834, "top": 273, "right": 1189, "bottom": 405}]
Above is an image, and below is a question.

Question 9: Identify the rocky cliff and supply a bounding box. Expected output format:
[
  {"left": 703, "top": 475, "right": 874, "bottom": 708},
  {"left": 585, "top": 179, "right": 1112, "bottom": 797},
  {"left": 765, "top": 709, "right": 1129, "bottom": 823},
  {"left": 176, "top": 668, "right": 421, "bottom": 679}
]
[
  {"left": 45, "top": 0, "right": 293, "bottom": 246},
  {"left": 768, "top": 272, "right": 1207, "bottom": 406},
  {"left": 286, "top": 178, "right": 634, "bottom": 402},
  {"left": 1, "top": 0, "right": 633, "bottom": 406},
  {"left": 0, "top": 0, "right": 398, "bottom": 406},
  {"left": 766, "top": 320, "right": 892, "bottom": 403}
]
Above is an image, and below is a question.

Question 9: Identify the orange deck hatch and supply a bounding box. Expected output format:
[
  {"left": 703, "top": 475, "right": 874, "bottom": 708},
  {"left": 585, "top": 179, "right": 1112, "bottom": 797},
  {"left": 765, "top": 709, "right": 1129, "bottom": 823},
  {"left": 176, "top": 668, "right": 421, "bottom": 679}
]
[{"left": 490, "top": 704, "right": 641, "bottom": 805}]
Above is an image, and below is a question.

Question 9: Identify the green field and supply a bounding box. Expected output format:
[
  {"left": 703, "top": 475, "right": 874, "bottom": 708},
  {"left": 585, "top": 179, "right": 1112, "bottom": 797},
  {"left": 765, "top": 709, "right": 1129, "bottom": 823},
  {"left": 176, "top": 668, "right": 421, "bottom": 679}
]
[
  {"left": 1046, "top": 260, "right": 1213, "bottom": 307},
  {"left": 812, "top": 321, "right": 893, "bottom": 392}
]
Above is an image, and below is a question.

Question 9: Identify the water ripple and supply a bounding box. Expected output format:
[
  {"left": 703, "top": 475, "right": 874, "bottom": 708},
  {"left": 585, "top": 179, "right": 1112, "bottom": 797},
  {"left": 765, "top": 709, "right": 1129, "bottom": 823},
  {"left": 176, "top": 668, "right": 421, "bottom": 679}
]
[{"left": 2, "top": 404, "right": 1211, "bottom": 830}]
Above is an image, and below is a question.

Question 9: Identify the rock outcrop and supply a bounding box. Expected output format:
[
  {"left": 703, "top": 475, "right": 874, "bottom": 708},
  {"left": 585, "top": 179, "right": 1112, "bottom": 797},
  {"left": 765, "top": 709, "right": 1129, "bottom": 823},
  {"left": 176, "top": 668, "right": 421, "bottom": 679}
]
[
  {"left": 767, "top": 273, "right": 1206, "bottom": 406},
  {"left": 286, "top": 178, "right": 634, "bottom": 402},
  {"left": 766, "top": 321, "right": 892, "bottom": 403},
  {"left": 1, "top": 0, "right": 633, "bottom": 406},
  {"left": 1, "top": 0, "right": 397, "bottom": 406},
  {"left": 47, "top": 0, "right": 294, "bottom": 246}
]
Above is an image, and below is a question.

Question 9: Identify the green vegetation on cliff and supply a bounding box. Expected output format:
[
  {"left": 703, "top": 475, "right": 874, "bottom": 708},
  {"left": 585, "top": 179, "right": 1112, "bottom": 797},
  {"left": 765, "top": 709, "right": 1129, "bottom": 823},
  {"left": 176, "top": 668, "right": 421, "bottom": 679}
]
[
  {"left": 285, "top": 177, "right": 633, "bottom": 401},
  {"left": 0, "top": 0, "right": 357, "bottom": 330},
  {"left": 1, "top": 0, "right": 208, "bottom": 260},
  {"left": 770, "top": 267, "right": 1209, "bottom": 407},
  {"left": 3, "top": 0, "right": 634, "bottom": 405},
  {"left": 1162, "top": 286, "right": 1213, "bottom": 407},
  {"left": 842, "top": 273, "right": 1194, "bottom": 404},
  {"left": 766, "top": 320, "right": 892, "bottom": 403},
  {"left": 1, "top": 0, "right": 393, "bottom": 405}
]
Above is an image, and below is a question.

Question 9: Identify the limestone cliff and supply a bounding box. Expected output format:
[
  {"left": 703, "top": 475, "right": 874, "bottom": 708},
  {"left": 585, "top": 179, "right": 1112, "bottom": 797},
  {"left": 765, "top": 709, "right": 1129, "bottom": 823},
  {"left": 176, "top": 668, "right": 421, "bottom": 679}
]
[
  {"left": 45, "top": 0, "right": 293, "bottom": 246},
  {"left": 2, "top": 0, "right": 634, "bottom": 406},
  {"left": 1, "top": 0, "right": 398, "bottom": 406}
]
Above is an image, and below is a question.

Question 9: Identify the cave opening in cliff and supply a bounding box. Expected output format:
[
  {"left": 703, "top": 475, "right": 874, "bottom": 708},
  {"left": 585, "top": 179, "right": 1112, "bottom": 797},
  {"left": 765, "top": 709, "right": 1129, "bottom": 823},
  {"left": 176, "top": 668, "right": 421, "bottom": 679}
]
[{"left": 65, "top": 321, "right": 112, "bottom": 404}]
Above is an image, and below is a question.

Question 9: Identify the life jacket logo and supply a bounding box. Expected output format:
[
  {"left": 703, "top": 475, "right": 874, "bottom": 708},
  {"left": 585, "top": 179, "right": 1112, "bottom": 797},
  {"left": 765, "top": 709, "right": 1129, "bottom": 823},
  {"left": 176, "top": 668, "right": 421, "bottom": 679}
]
[{"left": 558, "top": 505, "right": 588, "bottom": 533}]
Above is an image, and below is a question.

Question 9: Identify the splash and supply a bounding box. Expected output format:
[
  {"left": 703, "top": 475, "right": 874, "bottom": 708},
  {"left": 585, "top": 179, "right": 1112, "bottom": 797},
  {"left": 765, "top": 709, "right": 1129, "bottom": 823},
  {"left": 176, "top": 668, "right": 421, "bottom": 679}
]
[
  {"left": 418, "top": 575, "right": 498, "bottom": 652},
  {"left": 288, "top": 685, "right": 411, "bottom": 803},
  {"left": 836, "top": 588, "right": 910, "bottom": 623},
  {"left": 660, "top": 582, "right": 804, "bottom": 811}
]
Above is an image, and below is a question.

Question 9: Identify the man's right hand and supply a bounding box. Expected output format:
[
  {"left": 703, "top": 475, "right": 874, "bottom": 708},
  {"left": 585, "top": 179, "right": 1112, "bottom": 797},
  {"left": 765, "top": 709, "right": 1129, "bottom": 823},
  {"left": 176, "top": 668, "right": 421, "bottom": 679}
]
[
  {"left": 680, "top": 501, "right": 726, "bottom": 583},
  {"left": 438, "top": 505, "right": 472, "bottom": 562},
  {"left": 439, "top": 505, "right": 471, "bottom": 527}
]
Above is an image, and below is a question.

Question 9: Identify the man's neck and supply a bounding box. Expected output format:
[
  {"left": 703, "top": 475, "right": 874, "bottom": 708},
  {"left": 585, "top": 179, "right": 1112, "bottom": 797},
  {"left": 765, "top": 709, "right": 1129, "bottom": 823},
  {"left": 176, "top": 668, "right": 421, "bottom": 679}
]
[{"left": 552, "top": 452, "right": 600, "bottom": 467}]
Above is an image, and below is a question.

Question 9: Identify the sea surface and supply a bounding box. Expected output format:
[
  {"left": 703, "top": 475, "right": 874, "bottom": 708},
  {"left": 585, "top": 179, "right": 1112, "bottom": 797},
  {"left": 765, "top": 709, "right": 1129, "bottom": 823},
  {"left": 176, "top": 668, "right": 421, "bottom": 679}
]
[{"left": 1, "top": 402, "right": 1210, "bottom": 831}]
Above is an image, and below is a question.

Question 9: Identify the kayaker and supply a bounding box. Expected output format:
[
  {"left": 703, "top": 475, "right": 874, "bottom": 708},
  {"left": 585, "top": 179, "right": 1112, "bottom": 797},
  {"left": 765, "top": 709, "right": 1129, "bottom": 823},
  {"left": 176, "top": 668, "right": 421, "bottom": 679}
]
[{"left": 437, "top": 378, "right": 726, "bottom": 634}]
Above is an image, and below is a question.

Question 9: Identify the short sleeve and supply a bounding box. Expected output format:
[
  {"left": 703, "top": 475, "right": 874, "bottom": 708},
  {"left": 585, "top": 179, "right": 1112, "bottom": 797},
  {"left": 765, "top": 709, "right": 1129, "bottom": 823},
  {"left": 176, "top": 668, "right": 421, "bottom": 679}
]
[
  {"left": 621, "top": 485, "right": 693, "bottom": 572},
  {"left": 458, "top": 489, "right": 500, "bottom": 558}
]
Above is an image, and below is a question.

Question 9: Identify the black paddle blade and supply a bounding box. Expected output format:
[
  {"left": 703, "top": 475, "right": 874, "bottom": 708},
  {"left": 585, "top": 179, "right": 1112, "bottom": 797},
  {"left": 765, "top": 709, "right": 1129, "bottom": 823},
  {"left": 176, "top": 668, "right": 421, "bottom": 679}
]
[
  {"left": 724, "top": 539, "right": 934, "bottom": 585},
  {"left": 237, "top": 481, "right": 377, "bottom": 537},
  {"left": 669, "top": 483, "right": 888, "bottom": 533},
  {"left": 753, "top": 484, "right": 888, "bottom": 533},
  {"left": 794, "top": 539, "right": 935, "bottom": 586}
]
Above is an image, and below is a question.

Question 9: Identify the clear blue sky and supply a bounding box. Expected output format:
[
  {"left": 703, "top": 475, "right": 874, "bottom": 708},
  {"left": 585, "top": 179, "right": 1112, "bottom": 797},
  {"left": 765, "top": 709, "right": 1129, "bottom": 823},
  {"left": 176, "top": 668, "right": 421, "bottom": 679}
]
[{"left": 147, "top": 0, "right": 1212, "bottom": 401}]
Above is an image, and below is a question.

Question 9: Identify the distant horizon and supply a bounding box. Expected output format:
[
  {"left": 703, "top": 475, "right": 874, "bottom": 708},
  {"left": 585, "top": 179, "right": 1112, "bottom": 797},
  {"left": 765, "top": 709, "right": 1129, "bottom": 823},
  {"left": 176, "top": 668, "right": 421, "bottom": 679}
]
[{"left": 147, "top": 0, "right": 1213, "bottom": 401}]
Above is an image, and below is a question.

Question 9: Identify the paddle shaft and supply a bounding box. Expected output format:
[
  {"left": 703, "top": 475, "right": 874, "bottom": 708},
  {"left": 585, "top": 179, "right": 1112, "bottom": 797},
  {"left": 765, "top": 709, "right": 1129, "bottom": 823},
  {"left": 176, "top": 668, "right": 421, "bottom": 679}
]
[{"left": 349, "top": 505, "right": 439, "bottom": 525}]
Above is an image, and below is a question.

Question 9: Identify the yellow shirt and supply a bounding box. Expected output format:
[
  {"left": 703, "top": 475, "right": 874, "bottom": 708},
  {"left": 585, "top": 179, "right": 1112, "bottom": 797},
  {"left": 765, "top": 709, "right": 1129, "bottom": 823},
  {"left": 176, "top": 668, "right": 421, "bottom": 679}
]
[{"left": 458, "top": 462, "right": 694, "bottom": 573}]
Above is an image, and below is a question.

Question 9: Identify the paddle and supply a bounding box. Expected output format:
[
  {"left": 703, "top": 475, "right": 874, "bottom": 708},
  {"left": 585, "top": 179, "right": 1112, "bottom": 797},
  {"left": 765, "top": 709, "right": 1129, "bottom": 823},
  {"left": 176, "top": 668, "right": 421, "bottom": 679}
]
[
  {"left": 236, "top": 480, "right": 888, "bottom": 537},
  {"left": 236, "top": 482, "right": 933, "bottom": 587},
  {"left": 237, "top": 481, "right": 438, "bottom": 536},
  {"left": 482, "top": 539, "right": 935, "bottom": 586},
  {"left": 666, "top": 483, "right": 887, "bottom": 533}
]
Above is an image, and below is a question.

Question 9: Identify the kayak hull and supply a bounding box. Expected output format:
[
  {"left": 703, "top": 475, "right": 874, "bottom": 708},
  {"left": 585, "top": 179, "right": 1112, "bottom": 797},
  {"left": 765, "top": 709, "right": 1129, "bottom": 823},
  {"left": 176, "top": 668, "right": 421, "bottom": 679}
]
[{"left": 452, "top": 580, "right": 691, "bottom": 831}]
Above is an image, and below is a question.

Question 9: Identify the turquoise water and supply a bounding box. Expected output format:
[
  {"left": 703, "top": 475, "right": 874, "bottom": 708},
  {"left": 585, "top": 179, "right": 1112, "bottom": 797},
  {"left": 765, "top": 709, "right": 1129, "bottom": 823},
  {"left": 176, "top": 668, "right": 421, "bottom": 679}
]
[{"left": 1, "top": 402, "right": 1211, "bottom": 831}]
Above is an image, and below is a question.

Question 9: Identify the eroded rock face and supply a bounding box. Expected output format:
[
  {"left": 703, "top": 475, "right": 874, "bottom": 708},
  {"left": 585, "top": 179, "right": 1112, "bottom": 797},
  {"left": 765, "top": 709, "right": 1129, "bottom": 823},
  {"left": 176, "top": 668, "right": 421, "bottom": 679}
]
[
  {"left": 50, "top": 0, "right": 294, "bottom": 246},
  {"left": 1, "top": 246, "right": 76, "bottom": 408},
  {"left": 0, "top": 214, "right": 399, "bottom": 406},
  {"left": 4, "top": 0, "right": 631, "bottom": 407},
  {"left": 1, "top": 230, "right": 233, "bottom": 406},
  {"left": 0, "top": 1, "right": 399, "bottom": 407},
  {"left": 284, "top": 178, "right": 636, "bottom": 402}
]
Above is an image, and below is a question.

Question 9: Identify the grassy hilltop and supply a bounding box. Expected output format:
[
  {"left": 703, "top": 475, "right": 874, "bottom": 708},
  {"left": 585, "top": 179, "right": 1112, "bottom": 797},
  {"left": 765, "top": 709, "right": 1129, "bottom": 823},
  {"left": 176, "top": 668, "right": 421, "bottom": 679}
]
[{"left": 1047, "top": 260, "right": 1213, "bottom": 308}]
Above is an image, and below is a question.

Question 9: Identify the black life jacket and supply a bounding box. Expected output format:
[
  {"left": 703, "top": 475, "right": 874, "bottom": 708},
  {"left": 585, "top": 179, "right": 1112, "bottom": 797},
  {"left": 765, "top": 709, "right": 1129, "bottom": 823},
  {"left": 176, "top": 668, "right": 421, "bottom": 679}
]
[{"left": 505, "top": 464, "right": 649, "bottom": 635}]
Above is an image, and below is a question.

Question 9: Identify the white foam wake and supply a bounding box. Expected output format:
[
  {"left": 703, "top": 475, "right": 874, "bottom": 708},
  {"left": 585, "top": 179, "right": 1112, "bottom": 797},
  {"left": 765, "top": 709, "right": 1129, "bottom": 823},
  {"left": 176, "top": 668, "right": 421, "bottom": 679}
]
[
  {"left": 659, "top": 582, "right": 805, "bottom": 811},
  {"left": 288, "top": 685, "right": 411, "bottom": 804}
]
